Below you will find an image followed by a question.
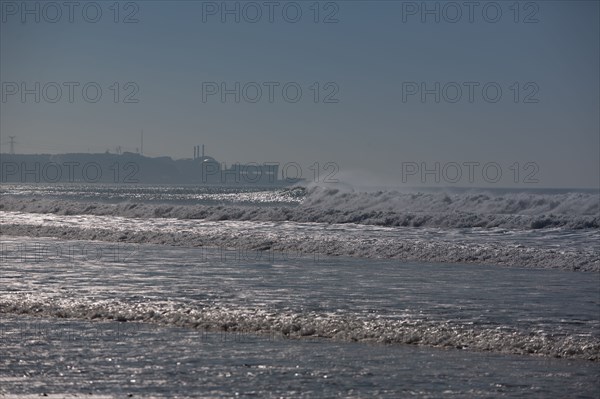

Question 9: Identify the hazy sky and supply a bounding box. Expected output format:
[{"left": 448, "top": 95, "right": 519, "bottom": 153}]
[{"left": 1, "top": 0, "right": 598, "bottom": 188}]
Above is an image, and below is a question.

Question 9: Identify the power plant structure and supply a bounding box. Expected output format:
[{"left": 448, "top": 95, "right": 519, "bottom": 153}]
[{"left": 0, "top": 144, "right": 286, "bottom": 185}]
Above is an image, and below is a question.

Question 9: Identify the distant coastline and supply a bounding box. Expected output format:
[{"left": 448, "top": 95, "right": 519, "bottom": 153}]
[{"left": 0, "top": 152, "right": 295, "bottom": 185}]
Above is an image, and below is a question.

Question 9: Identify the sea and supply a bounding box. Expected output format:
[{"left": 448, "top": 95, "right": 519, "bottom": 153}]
[{"left": 1, "top": 183, "right": 599, "bottom": 398}]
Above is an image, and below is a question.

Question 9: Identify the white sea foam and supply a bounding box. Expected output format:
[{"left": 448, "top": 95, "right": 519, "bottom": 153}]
[
  {"left": 1, "top": 293, "right": 597, "bottom": 361},
  {"left": 1, "top": 187, "right": 598, "bottom": 229},
  {"left": 2, "top": 211, "right": 598, "bottom": 271},
  {"left": 1, "top": 187, "right": 598, "bottom": 270}
]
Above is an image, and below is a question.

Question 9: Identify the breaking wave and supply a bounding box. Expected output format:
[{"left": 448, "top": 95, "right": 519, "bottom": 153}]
[{"left": 1, "top": 187, "right": 598, "bottom": 230}]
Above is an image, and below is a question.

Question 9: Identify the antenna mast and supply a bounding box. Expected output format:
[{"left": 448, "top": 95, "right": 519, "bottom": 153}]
[{"left": 8, "top": 136, "right": 16, "bottom": 154}]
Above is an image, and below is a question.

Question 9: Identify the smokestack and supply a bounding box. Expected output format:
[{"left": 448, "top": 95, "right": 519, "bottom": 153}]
[{"left": 202, "top": 144, "right": 205, "bottom": 158}]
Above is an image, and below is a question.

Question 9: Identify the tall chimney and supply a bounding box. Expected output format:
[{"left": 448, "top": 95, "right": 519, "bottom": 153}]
[{"left": 202, "top": 144, "right": 205, "bottom": 158}]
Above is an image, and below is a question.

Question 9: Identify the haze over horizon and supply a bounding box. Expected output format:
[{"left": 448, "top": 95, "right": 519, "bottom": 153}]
[{"left": 1, "top": 0, "right": 599, "bottom": 188}]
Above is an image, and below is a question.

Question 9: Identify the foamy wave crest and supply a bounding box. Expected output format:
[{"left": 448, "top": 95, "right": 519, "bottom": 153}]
[
  {"left": 302, "top": 186, "right": 599, "bottom": 216},
  {"left": 1, "top": 188, "right": 598, "bottom": 229},
  {"left": 1, "top": 293, "right": 597, "bottom": 361}
]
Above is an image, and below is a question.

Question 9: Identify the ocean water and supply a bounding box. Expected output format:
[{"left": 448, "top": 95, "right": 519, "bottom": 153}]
[{"left": 1, "top": 184, "right": 599, "bottom": 397}]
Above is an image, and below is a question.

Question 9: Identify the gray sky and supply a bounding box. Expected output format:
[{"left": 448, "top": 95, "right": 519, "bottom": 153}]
[{"left": 1, "top": 0, "right": 599, "bottom": 188}]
